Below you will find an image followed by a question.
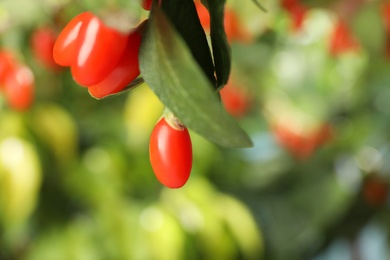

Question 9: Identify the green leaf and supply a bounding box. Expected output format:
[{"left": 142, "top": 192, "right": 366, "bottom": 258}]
[
  {"left": 201, "top": 0, "right": 231, "bottom": 88},
  {"left": 160, "top": 0, "right": 216, "bottom": 87},
  {"left": 139, "top": 7, "right": 253, "bottom": 148}
]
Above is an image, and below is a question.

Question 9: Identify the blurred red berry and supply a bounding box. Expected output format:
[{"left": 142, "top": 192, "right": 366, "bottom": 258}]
[
  {"left": 290, "top": 5, "right": 307, "bottom": 31},
  {"left": 4, "top": 65, "right": 34, "bottom": 111},
  {"left": 281, "top": 0, "right": 307, "bottom": 32},
  {"left": 195, "top": 1, "right": 250, "bottom": 42},
  {"left": 273, "top": 122, "right": 332, "bottom": 160},
  {"left": 224, "top": 8, "right": 243, "bottom": 42},
  {"left": 220, "top": 82, "right": 251, "bottom": 118},
  {"left": 273, "top": 123, "right": 313, "bottom": 159},
  {"left": 329, "top": 19, "right": 359, "bottom": 56},
  {"left": 31, "top": 26, "right": 61, "bottom": 71},
  {"left": 0, "top": 51, "right": 17, "bottom": 88}
]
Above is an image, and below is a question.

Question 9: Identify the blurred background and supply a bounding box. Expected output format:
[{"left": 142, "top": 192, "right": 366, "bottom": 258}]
[{"left": 1, "top": 0, "right": 390, "bottom": 259}]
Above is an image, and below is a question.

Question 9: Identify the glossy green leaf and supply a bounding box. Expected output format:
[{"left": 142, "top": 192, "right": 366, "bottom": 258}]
[
  {"left": 161, "top": 0, "right": 216, "bottom": 87},
  {"left": 201, "top": 0, "right": 231, "bottom": 88},
  {"left": 139, "top": 7, "right": 252, "bottom": 148}
]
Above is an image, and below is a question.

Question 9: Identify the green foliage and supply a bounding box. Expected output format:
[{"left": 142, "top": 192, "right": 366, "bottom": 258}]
[
  {"left": 140, "top": 7, "right": 252, "bottom": 148},
  {"left": 161, "top": 0, "right": 216, "bottom": 87},
  {"left": 201, "top": 0, "right": 231, "bottom": 87}
]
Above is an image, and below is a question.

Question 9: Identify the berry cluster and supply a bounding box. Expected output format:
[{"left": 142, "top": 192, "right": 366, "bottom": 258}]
[
  {"left": 53, "top": 1, "right": 194, "bottom": 189},
  {"left": 0, "top": 50, "right": 34, "bottom": 111},
  {"left": 53, "top": 12, "right": 143, "bottom": 99}
]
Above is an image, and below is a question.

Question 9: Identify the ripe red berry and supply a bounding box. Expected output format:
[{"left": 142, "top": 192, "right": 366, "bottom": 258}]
[
  {"left": 53, "top": 11, "right": 145, "bottom": 97},
  {"left": 70, "top": 14, "right": 128, "bottom": 86},
  {"left": 88, "top": 29, "right": 142, "bottom": 99},
  {"left": 53, "top": 12, "right": 94, "bottom": 67},
  {"left": 149, "top": 117, "right": 192, "bottom": 188}
]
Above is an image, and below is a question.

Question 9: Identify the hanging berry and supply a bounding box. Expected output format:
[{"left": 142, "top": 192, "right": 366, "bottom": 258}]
[{"left": 149, "top": 114, "right": 193, "bottom": 188}]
